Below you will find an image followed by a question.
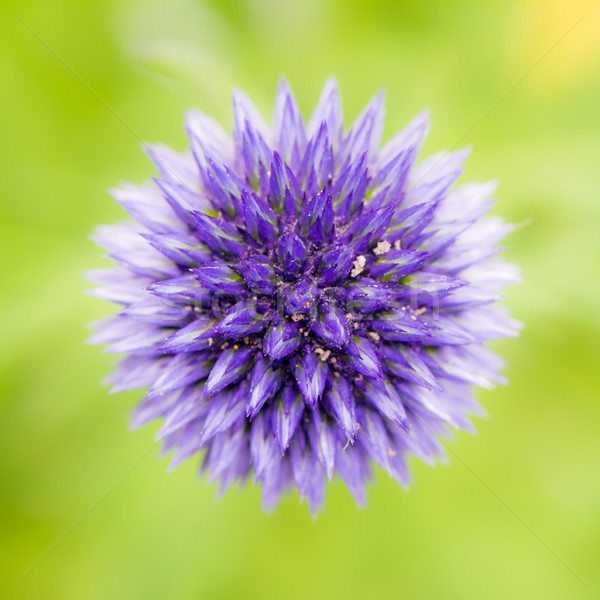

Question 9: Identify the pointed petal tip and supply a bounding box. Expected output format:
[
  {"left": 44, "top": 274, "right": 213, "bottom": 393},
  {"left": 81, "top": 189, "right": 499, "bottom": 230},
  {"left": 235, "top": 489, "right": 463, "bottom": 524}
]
[
  {"left": 373, "top": 88, "right": 386, "bottom": 105},
  {"left": 416, "top": 107, "right": 431, "bottom": 125},
  {"left": 230, "top": 85, "right": 244, "bottom": 100},
  {"left": 316, "top": 77, "right": 340, "bottom": 103},
  {"left": 455, "top": 145, "right": 472, "bottom": 162},
  {"left": 276, "top": 74, "right": 291, "bottom": 91}
]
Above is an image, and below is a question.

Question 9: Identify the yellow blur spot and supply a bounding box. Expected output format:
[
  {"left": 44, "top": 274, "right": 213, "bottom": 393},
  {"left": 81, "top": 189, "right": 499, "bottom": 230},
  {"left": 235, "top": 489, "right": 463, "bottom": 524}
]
[{"left": 506, "top": 1, "right": 599, "bottom": 90}]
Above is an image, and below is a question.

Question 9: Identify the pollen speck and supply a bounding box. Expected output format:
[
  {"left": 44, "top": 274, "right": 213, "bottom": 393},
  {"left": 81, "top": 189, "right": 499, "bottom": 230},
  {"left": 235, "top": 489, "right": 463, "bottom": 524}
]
[
  {"left": 350, "top": 255, "right": 366, "bottom": 278},
  {"left": 373, "top": 241, "right": 391, "bottom": 255}
]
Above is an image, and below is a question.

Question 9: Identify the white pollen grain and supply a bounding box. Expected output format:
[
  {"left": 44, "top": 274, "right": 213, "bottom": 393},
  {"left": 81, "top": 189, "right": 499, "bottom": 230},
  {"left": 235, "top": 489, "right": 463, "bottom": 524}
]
[
  {"left": 373, "top": 241, "right": 391, "bottom": 256},
  {"left": 350, "top": 255, "right": 366, "bottom": 278}
]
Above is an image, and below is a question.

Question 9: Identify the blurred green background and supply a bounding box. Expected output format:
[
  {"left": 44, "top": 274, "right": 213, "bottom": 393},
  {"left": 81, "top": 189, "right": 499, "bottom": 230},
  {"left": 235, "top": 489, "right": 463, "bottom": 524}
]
[{"left": 1, "top": 0, "right": 599, "bottom": 598}]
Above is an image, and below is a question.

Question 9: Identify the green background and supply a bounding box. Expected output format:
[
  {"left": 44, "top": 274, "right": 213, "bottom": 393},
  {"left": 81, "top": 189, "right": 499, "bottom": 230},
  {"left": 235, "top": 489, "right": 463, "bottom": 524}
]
[{"left": 1, "top": 0, "right": 599, "bottom": 598}]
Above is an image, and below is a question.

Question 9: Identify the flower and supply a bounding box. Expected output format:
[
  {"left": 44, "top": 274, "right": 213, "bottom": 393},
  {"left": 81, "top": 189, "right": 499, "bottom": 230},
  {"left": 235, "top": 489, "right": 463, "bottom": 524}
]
[{"left": 88, "top": 79, "right": 520, "bottom": 514}]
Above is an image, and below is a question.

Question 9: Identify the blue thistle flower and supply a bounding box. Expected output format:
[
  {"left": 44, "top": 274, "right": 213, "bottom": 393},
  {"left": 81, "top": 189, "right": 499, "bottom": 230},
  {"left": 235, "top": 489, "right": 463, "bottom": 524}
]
[{"left": 88, "top": 79, "right": 520, "bottom": 514}]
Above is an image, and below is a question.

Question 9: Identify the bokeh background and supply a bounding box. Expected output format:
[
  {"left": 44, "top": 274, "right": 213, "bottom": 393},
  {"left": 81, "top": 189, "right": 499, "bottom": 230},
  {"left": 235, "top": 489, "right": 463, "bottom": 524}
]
[{"left": 1, "top": 0, "right": 599, "bottom": 598}]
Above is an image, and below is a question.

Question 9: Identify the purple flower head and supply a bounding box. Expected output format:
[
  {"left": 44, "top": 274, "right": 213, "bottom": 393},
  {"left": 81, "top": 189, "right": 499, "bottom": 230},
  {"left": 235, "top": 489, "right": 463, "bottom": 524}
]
[{"left": 89, "top": 79, "right": 520, "bottom": 515}]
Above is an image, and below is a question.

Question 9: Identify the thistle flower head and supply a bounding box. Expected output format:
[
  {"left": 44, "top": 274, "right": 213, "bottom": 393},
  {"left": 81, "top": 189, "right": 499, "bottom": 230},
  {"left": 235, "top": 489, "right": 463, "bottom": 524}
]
[{"left": 89, "top": 79, "right": 520, "bottom": 514}]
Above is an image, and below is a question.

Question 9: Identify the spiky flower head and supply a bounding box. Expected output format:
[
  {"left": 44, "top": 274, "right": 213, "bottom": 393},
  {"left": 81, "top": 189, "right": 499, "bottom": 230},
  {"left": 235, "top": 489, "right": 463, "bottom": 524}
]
[{"left": 88, "top": 79, "right": 520, "bottom": 514}]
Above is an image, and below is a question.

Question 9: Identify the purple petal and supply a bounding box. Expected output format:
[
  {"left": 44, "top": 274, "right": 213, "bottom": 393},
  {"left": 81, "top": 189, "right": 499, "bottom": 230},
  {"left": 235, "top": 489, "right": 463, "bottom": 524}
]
[
  {"left": 284, "top": 279, "right": 318, "bottom": 315},
  {"left": 362, "top": 378, "right": 409, "bottom": 430},
  {"left": 103, "top": 323, "right": 168, "bottom": 355},
  {"left": 307, "top": 78, "right": 343, "bottom": 149},
  {"left": 240, "top": 255, "right": 278, "bottom": 296},
  {"left": 192, "top": 262, "right": 247, "bottom": 296},
  {"left": 203, "top": 427, "right": 248, "bottom": 485},
  {"left": 356, "top": 406, "right": 391, "bottom": 472},
  {"left": 297, "top": 188, "right": 335, "bottom": 245},
  {"left": 335, "top": 444, "right": 370, "bottom": 507},
  {"left": 142, "top": 231, "right": 211, "bottom": 267},
  {"left": 417, "top": 314, "right": 476, "bottom": 346},
  {"left": 346, "top": 202, "right": 395, "bottom": 253},
  {"left": 241, "top": 190, "right": 278, "bottom": 246},
  {"left": 264, "top": 321, "right": 304, "bottom": 361},
  {"left": 273, "top": 77, "right": 307, "bottom": 164},
  {"left": 367, "top": 249, "right": 428, "bottom": 282},
  {"left": 260, "top": 450, "right": 292, "bottom": 512},
  {"left": 338, "top": 90, "right": 385, "bottom": 164},
  {"left": 272, "top": 384, "right": 305, "bottom": 455},
  {"left": 203, "top": 346, "right": 254, "bottom": 398},
  {"left": 202, "top": 157, "right": 248, "bottom": 218},
  {"left": 200, "top": 384, "right": 247, "bottom": 444},
  {"left": 308, "top": 409, "right": 336, "bottom": 481},
  {"left": 330, "top": 153, "right": 368, "bottom": 221},
  {"left": 324, "top": 374, "right": 358, "bottom": 442},
  {"left": 147, "top": 274, "right": 211, "bottom": 305},
  {"left": 107, "top": 355, "right": 169, "bottom": 396},
  {"left": 401, "top": 271, "right": 466, "bottom": 295},
  {"left": 191, "top": 211, "right": 246, "bottom": 257},
  {"left": 108, "top": 248, "right": 178, "bottom": 281},
  {"left": 231, "top": 87, "right": 271, "bottom": 146},
  {"left": 130, "top": 383, "right": 187, "bottom": 429},
  {"left": 215, "top": 300, "right": 268, "bottom": 339},
  {"left": 269, "top": 151, "right": 303, "bottom": 217},
  {"left": 149, "top": 352, "right": 213, "bottom": 396},
  {"left": 316, "top": 244, "right": 355, "bottom": 285},
  {"left": 120, "top": 296, "right": 189, "bottom": 327},
  {"left": 145, "top": 143, "right": 199, "bottom": 187},
  {"left": 185, "top": 109, "right": 233, "bottom": 167},
  {"left": 276, "top": 233, "right": 308, "bottom": 277},
  {"left": 293, "top": 351, "right": 328, "bottom": 408},
  {"left": 153, "top": 177, "right": 213, "bottom": 228},
  {"left": 159, "top": 316, "right": 217, "bottom": 353},
  {"left": 250, "top": 409, "right": 279, "bottom": 480},
  {"left": 111, "top": 183, "right": 183, "bottom": 234},
  {"left": 376, "top": 109, "right": 429, "bottom": 167},
  {"left": 247, "top": 354, "right": 284, "bottom": 418},
  {"left": 344, "top": 278, "right": 397, "bottom": 313},
  {"left": 371, "top": 310, "right": 430, "bottom": 343},
  {"left": 380, "top": 344, "right": 441, "bottom": 391},
  {"left": 310, "top": 302, "right": 349, "bottom": 348},
  {"left": 341, "top": 336, "right": 384, "bottom": 380},
  {"left": 299, "top": 122, "right": 334, "bottom": 189}
]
